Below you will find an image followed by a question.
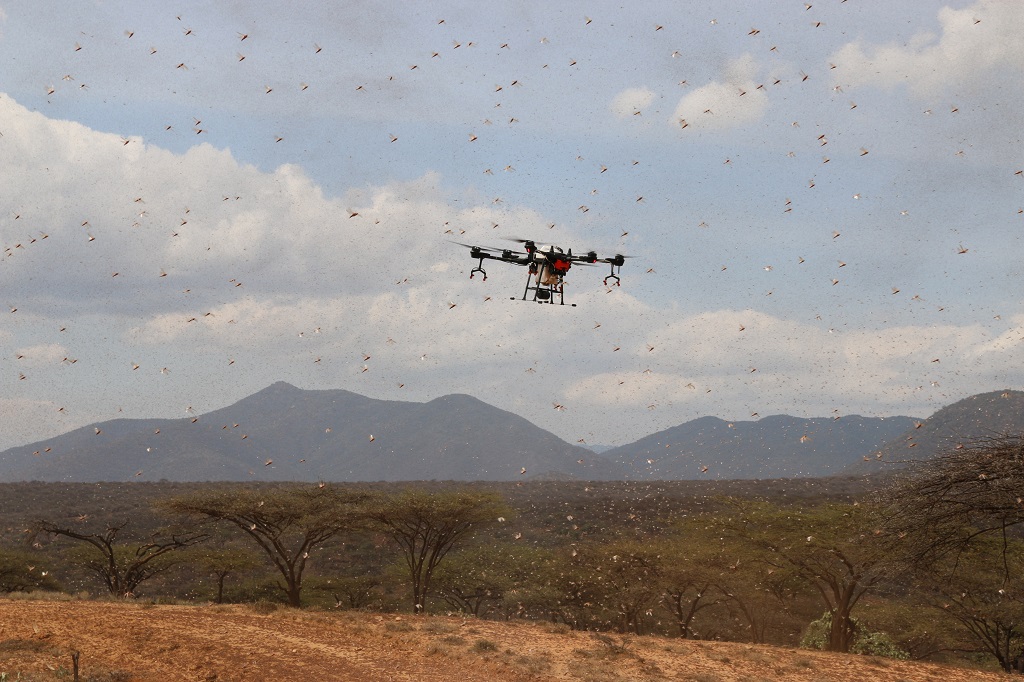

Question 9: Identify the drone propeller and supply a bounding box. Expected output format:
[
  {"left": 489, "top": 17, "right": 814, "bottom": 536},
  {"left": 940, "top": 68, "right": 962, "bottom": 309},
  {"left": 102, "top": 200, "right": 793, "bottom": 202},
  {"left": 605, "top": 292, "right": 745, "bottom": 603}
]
[
  {"left": 597, "top": 254, "right": 631, "bottom": 267},
  {"left": 451, "top": 241, "right": 528, "bottom": 258},
  {"left": 451, "top": 241, "right": 501, "bottom": 253}
]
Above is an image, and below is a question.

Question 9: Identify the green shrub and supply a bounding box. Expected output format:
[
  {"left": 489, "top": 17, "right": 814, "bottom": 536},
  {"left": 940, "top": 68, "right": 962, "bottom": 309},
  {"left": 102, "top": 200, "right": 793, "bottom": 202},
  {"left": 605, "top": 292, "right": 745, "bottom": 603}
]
[{"left": 801, "top": 612, "right": 909, "bottom": 659}]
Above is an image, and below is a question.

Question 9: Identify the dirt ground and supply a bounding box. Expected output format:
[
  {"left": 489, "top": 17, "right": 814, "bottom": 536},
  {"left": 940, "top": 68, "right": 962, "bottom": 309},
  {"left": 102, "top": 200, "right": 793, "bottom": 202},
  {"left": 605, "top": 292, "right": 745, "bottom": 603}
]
[{"left": 0, "top": 598, "right": 1011, "bottom": 682}]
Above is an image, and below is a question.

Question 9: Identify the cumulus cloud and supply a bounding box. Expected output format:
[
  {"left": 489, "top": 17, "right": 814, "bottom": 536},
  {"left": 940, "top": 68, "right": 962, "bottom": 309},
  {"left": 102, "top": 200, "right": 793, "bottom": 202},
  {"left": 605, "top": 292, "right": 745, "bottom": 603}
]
[
  {"left": 610, "top": 87, "right": 656, "bottom": 119},
  {"left": 966, "top": 315, "right": 1024, "bottom": 357},
  {"left": 0, "top": 92, "right": 646, "bottom": 447},
  {"left": 562, "top": 309, "right": 1021, "bottom": 425},
  {"left": 671, "top": 54, "right": 768, "bottom": 131},
  {"left": 830, "top": 0, "right": 1024, "bottom": 98}
]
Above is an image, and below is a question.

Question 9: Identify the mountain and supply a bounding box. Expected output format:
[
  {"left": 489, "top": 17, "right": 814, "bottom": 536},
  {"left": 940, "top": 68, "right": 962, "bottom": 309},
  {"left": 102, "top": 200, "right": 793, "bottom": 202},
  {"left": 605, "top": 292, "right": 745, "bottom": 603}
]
[
  {"left": 603, "top": 414, "right": 920, "bottom": 480},
  {"left": 3, "top": 384, "right": 1018, "bottom": 483},
  {"left": 0, "top": 382, "right": 622, "bottom": 482},
  {"left": 840, "top": 389, "right": 1024, "bottom": 475}
]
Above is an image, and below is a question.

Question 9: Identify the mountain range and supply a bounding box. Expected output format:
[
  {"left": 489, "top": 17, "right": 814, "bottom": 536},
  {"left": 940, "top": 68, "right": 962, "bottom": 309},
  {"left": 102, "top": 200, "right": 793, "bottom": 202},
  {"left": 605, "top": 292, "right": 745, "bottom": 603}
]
[
  {"left": 0, "top": 382, "right": 1020, "bottom": 482},
  {"left": 603, "top": 414, "right": 919, "bottom": 479},
  {"left": 840, "top": 389, "right": 1024, "bottom": 475}
]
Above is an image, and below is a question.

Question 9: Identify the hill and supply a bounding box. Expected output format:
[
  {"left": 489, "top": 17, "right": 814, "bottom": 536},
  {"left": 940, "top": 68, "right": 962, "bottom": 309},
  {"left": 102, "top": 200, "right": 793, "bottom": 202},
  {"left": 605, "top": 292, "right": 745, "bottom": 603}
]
[
  {"left": 841, "top": 389, "right": 1024, "bottom": 475},
  {"left": 0, "top": 598, "right": 1006, "bottom": 682},
  {"left": 0, "top": 382, "right": 619, "bottom": 482},
  {"left": 604, "top": 414, "right": 919, "bottom": 479}
]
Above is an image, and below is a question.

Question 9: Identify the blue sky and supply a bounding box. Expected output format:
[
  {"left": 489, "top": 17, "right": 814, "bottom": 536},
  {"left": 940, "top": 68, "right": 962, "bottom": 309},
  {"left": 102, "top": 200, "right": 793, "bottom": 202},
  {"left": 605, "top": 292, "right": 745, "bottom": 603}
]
[{"left": 0, "top": 0, "right": 1021, "bottom": 455}]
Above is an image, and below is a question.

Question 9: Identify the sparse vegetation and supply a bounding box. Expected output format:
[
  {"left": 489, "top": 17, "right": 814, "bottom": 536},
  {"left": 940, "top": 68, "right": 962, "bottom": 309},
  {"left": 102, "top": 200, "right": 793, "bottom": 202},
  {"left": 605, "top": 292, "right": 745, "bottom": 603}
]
[
  {"left": 0, "top": 467, "right": 1021, "bottom": 677},
  {"left": 472, "top": 638, "right": 498, "bottom": 652}
]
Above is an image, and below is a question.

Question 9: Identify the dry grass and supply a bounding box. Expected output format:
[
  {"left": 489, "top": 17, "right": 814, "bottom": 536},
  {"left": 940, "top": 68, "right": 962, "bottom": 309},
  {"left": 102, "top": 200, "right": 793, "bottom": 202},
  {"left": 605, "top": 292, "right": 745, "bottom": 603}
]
[{"left": 0, "top": 598, "right": 1012, "bottom": 682}]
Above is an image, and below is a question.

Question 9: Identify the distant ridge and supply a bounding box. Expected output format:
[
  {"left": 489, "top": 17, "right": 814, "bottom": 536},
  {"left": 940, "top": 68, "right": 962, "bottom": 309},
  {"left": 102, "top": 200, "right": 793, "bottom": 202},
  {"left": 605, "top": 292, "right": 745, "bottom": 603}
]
[
  {"left": 602, "top": 414, "right": 920, "bottom": 480},
  {"left": 841, "top": 389, "right": 1024, "bottom": 475}
]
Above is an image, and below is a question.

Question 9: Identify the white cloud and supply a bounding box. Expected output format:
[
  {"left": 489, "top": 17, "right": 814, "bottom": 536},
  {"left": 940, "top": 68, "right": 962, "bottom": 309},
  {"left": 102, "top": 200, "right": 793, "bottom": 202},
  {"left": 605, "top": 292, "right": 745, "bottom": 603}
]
[
  {"left": 0, "top": 91, "right": 654, "bottom": 446},
  {"left": 966, "top": 315, "right": 1024, "bottom": 357},
  {"left": 610, "top": 87, "right": 656, "bottom": 119},
  {"left": 671, "top": 54, "right": 768, "bottom": 131},
  {"left": 13, "top": 343, "right": 68, "bottom": 366},
  {"left": 830, "top": 0, "right": 1024, "bottom": 98},
  {"left": 561, "top": 309, "right": 1021, "bottom": 424}
]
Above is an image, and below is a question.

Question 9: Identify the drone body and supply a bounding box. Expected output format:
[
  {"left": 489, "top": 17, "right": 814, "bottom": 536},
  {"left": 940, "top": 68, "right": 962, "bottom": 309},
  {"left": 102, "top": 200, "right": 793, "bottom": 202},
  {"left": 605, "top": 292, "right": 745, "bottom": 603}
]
[{"left": 456, "top": 239, "right": 627, "bottom": 306}]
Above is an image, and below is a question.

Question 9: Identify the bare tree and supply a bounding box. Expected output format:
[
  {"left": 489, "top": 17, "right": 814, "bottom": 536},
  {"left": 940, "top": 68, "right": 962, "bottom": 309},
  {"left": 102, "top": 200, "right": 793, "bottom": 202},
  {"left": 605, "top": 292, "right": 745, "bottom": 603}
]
[
  {"left": 881, "top": 434, "right": 1024, "bottom": 571},
  {"left": 37, "top": 519, "right": 207, "bottom": 597},
  {"left": 881, "top": 435, "right": 1024, "bottom": 673}
]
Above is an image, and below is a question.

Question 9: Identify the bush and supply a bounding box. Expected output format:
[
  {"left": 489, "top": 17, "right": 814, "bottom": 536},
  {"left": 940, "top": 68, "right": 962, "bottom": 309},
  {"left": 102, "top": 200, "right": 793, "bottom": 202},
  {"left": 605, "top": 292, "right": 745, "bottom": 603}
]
[
  {"left": 801, "top": 612, "right": 908, "bottom": 659},
  {"left": 0, "top": 549, "right": 62, "bottom": 593},
  {"left": 473, "top": 639, "right": 498, "bottom": 652}
]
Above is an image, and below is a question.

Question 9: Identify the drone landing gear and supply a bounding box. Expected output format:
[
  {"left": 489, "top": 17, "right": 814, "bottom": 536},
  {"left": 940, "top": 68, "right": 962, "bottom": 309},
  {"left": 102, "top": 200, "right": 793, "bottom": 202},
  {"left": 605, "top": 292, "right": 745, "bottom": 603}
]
[
  {"left": 604, "top": 261, "right": 622, "bottom": 286},
  {"left": 470, "top": 257, "right": 487, "bottom": 280}
]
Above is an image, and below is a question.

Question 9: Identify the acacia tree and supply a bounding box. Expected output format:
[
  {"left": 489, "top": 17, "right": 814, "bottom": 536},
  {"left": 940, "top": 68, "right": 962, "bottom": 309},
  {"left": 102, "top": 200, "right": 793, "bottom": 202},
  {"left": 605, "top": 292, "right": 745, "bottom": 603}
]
[
  {"left": 191, "top": 547, "right": 263, "bottom": 603},
  {"left": 920, "top": 535, "right": 1024, "bottom": 672},
  {"left": 665, "top": 517, "right": 804, "bottom": 643},
  {"left": 162, "top": 484, "right": 367, "bottom": 607},
  {"left": 728, "top": 501, "right": 894, "bottom": 653},
  {"left": 881, "top": 435, "right": 1024, "bottom": 568},
  {"left": 432, "top": 542, "right": 550, "bottom": 618},
  {"left": 0, "top": 548, "right": 61, "bottom": 593},
  {"left": 368, "top": 489, "right": 508, "bottom": 613},
  {"left": 656, "top": 531, "right": 741, "bottom": 640},
  {"left": 524, "top": 548, "right": 606, "bottom": 629},
  {"left": 590, "top": 539, "right": 664, "bottom": 635},
  {"left": 36, "top": 519, "right": 207, "bottom": 596},
  {"left": 882, "top": 435, "right": 1024, "bottom": 672}
]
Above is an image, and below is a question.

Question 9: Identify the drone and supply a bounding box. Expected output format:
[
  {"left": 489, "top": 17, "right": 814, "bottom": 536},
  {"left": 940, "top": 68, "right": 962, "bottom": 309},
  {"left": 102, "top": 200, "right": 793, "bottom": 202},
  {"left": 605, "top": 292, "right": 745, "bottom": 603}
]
[{"left": 455, "top": 239, "right": 627, "bottom": 306}]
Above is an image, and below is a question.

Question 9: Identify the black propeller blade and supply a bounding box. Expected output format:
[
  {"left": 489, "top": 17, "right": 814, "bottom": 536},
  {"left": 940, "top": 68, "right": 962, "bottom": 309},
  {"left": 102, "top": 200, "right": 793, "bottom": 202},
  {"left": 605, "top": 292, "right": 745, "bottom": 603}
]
[{"left": 451, "top": 241, "right": 527, "bottom": 257}]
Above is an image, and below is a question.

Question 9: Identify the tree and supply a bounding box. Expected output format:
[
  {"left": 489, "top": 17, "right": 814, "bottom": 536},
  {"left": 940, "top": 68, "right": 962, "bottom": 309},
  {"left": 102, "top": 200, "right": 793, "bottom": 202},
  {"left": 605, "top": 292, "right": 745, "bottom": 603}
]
[
  {"left": 367, "top": 489, "right": 508, "bottom": 613},
  {"left": 919, "top": 535, "right": 1024, "bottom": 672},
  {"left": 590, "top": 539, "right": 663, "bottom": 635},
  {"left": 881, "top": 435, "right": 1024, "bottom": 569},
  {"left": 728, "top": 501, "right": 894, "bottom": 653},
  {"left": 656, "top": 534, "right": 738, "bottom": 640},
  {"left": 36, "top": 519, "right": 207, "bottom": 597},
  {"left": 162, "top": 484, "right": 367, "bottom": 607},
  {"left": 522, "top": 548, "right": 605, "bottom": 630},
  {"left": 0, "top": 548, "right": 61, "bottom": 593},
  {"left": 882, "top": 436, "right": 1024, "bottom": 672},
  {"left": 432, "top": 542, "right": 548, "bottom": 617},
  {"left": 190, "top": 547, "right": 263, "bottom": 603},
  {"left": 666, "top": 516, "right": 804, "bottom": 644}
]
